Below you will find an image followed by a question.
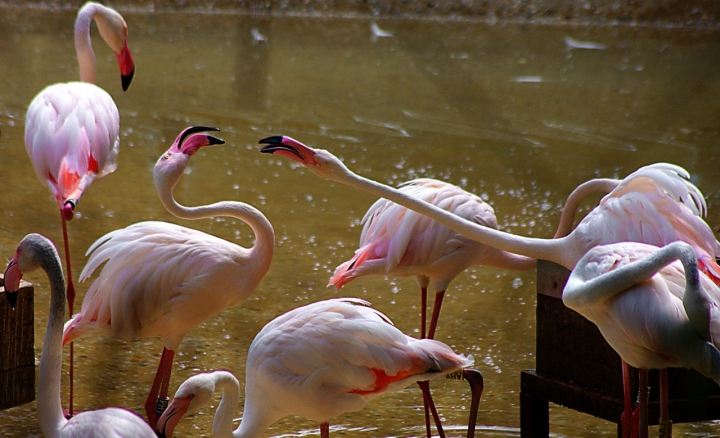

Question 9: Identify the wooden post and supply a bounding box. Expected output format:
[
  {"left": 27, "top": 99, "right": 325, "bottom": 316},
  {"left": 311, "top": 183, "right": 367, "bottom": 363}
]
[{"left": 0, "top": 274, "right": 35, "bottom": 410}]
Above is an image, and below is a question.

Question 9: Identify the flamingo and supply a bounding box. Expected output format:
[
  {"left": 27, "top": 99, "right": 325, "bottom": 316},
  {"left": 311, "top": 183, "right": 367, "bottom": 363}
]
[
  {"left": 3, "top": 234, "right": 155, "bottom": 437},
  {"left": 62, "top": 127, "right": 275, "bottom": 428},
  {"left": 258, "top": 136, "right": 720, "bottom": 437},
  {"left": 155, "top": 298, "right": 484, "bottom": 438},
  {"left": 563, "top": 241, "right": 720, "bottom": 438},
  {"left": 25, "top": 3, "right": 134, "bottom": 416}
]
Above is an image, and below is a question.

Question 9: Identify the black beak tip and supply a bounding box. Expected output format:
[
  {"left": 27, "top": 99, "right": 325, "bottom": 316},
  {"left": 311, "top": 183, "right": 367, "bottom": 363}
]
[
  {"left": 4, "top": 291, "right": 18, "bottom": 310},
  {"left": 121, "top": 69, "right": 135, "bottom": 91},
  {"left": 207, "top": 135, "right": 225, "bottom": 145},
  {"left": 259, "top": 136, "right": 284, "bottom": 145}
]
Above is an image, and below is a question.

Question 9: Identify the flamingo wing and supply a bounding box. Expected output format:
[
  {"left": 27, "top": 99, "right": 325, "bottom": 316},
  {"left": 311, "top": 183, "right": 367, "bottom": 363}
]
[
  {"left": 246, "top": 298, "right": 472, "bottom": 422},
  {"left": 25, "top": 82, "right": 119, "bottom": 206},
  {"left": 59, "top": 408, "right": 156, "bottom": 437},
  {"left": 330, "top": 178, "right": 496, "bottom": 287},
  {"left": 63, "top": 221, "right": 247, "bottom": 350}
]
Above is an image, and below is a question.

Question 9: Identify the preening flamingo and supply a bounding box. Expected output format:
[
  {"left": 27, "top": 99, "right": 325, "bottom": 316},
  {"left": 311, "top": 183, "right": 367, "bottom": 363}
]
[
  {"left": 155, "top": 298, "right": 484, "bottom": 438},
  {"left": 563, "top": 241, "right": 720, "bottom": 438},
  {"left": 63, "top": 127, "right": 275, "bottom": 428},
  {"left": 3, "top": 234, "right": 155, "bottom": 438},
  {"left": 25, "top": 2, "right": 134, "bottom": 416},
  {"left": 259, "top": 137, "right": 720, "bottom": 437}
]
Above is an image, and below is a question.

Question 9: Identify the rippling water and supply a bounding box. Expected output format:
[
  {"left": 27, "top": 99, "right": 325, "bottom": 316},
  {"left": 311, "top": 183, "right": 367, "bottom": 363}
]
[{"left": 0, "top": 6, "right": 719, "bottom": 437}]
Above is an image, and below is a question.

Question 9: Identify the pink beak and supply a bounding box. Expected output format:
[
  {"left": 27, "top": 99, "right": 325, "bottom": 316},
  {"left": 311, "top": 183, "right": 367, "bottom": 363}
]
[{"left": 116, "top": 42, "right": 135, "bottom": 91}]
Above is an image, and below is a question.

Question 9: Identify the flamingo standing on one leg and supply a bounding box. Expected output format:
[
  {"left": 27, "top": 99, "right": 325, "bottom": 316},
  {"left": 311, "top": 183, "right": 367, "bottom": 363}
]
[
  {"left": 155, "top": 298, "right": 484, "bottom": 438},
  {"left": 563, "top": 241, "right": 720, "bottom": 438},
  {"left": 24, "top": 2, "right": 134, "bottom": 416},
  {"left": 3, "top": 234, "right": 155, "bottom": 438},
  {"left": 327, "top": 178, "right": 533, "bottom": 437},
  {"left": 63, "top": 127, "right": 275, "bottom": 428},
  {"left": 259, "top": 136, "right": 720, "bottom": 437}
]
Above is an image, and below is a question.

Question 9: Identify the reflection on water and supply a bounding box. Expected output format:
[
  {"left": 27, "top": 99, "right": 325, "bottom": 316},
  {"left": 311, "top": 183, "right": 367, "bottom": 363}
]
[{"left": 0, "top": 5, "right": 719, "bottom": 437}]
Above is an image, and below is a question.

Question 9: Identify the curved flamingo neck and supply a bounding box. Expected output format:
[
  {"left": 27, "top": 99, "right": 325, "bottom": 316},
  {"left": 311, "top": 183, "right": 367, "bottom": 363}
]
[
  {"left": 35, "top": 240, "right": 69, "bottom": 437},
  {"left": 74, "top": 3, "right": 102, "bottom": 84},
  {"left": 554, "top": 178, "right": 621, "bottom": 238},
  {"left": 331, "top": 168, "right": 577, "bottom": 269},
  {"left": 157, "top": 181, "right": 275, "bottom": 273}
]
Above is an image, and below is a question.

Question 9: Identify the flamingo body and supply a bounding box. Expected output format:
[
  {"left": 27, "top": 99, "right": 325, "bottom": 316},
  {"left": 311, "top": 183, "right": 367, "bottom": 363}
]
[
  {"left": 156, "top": 298, "right": 473, "bottom": 437},
  {"left": 26, "top": 82, "right": 119, "bottom": 210},
  {"left": 330, "top": 178, "right": 532, "bottom": 291},
  {"left": 564, "top": 242, "right": 720, "bottom": 374},
  {"left": 3, "top": 234, "right": 155, "bottom": 438},
  {"left": 63, "top": 220, "right": 265, "bottom": 350}
]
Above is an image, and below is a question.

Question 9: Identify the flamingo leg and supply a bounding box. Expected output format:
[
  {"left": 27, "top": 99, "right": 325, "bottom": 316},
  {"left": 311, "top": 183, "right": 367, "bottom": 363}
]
[
  {"left": 659, "top": 369, "right": 671, "bottom": 438},
  {"left": 60, "top": 213, "right": 75, "bottom": 418},
  {"left": 421, "top": 287, "right": 428, "bottom": 340},
  {"left": 418, "top": 380, "right": 446, "bottom": 438},
  {"left": 145, "top": 348, "right": 175, "bottom": 428},
  {"left": 427, "top": 290, "right": 446, "bottom": 340},
  {"left": 320, "top": 422, "right": 330, "bottom": 438},
  {"left": 620, "top": 360, "right": 639, "bottom": 438},
  {"left": 462, "top": 369, "right": 484, "bottom": 438},
  {"left": 638, "top": 369, "right": 649, "bottom": 438}
]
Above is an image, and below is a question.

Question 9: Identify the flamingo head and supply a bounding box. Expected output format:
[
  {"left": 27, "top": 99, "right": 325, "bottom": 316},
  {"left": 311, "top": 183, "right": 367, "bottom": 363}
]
[
  {"left": 156, "top": 371, "right": 235, "bottom": 437},
  {"left": 3, "top": 234, "right": 58, "bottom": 309},
  {"left": 259, "top": 136, "right": 353, "bottom": 183},
  {"left": 154, "top": 126, "right": 225, "bottom": 192},
  {"left": 93, "top": 4, "right": 135, "bottom": 90}
]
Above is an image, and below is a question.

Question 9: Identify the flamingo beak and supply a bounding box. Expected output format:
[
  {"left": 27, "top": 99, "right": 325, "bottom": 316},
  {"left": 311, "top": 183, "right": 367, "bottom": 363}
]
[
  {"left": 3, "top": 253, "right": 22, "bottom": 309},
  {"left": 178, "top": 134, "right": 225, "bottom": 156},
  {"left": 259, "top": 136, "right": 316, "bottom": 164},
  {"left": 62, "top": 200, "right": 76, "bottom": 221},
  {"left": 155, "top": 396, "right": 192, "bottom": 438},
  {"left": 116, "top": 41, "right": 135, "bottom": 91}
]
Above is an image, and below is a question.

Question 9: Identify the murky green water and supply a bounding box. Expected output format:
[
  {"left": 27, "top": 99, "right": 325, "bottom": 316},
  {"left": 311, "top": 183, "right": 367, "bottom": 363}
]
[{"left": 0, "top": 5, "right": 719, "bottom": 437}]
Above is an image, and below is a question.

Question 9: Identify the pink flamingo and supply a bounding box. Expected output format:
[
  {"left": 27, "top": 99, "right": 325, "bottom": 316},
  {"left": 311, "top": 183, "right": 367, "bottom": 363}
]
[
  {"left": 24, "top": 3, "right": 134, "bottom": 415},
  {"left": 4, "top": 234, "right": 155, "bottom": 438},
  {"left": 63, "top": 127, "right": 275, "bottom": 428},
  {"left": 563, "top": 241, "right": 720, "bottom": 438},
  {"left": 259, "top": 136, "right": 720, "bottom": 437},
  {"left": 329, "top": 178, "right": 535, "bottom": 340},
  {"left": 155, "top": 298, "right": 484, "bottom": 438}
]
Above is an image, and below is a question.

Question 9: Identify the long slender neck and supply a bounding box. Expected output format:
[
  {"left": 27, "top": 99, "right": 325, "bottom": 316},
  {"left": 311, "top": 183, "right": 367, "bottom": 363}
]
[
  {"left": 232, "top": 396, "right": 278, "bottom": 438},
  {"left": 74, "top": 3, "right": 101, "bottom": 83},
  {"left": 554, "top": 178, "right": 621, "bottom": 238},
  {"left": 337, "top": 170, "right": 577, "bottom": 269},
  {"left": 37, "top": 248, "right": 68, "bottom": 437},
  {"left": 157, "top": 183, "right": 275, "bottom": 272},
  {"left": 204, "top": 374, "right": 240, "bottom": 438}
]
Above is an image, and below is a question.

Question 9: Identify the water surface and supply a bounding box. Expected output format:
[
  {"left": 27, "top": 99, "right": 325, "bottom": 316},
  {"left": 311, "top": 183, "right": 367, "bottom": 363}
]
[{"left": 0, "top": 6, "right": 719, "bottom": 437}]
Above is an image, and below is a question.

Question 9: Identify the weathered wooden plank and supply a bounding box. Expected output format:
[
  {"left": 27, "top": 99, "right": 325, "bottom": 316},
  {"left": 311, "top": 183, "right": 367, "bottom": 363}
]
[{"left": 0, "top": 274, "right": 35, "bottom": 410}]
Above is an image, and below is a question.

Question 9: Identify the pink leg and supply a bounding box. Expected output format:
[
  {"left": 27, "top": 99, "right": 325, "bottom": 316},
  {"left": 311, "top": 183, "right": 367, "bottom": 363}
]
[
  {"left": 620, "top": 360, "right": 639, "bottom": 438},
  {"left": 427, "top": 290, "right": 446, "bottom": 340},
  {"left": 145, "top": 348, "right": 175, "bottom": 428},
  {"left": 659, "top": 369, "right": 671, "bottom": 438},
  {"left": 320, "top": 422, "right": 330, "bottom": 438},
  {"left": 418, "top": 381, "right": 446, "bottom": 438},
  {"left": 420, "top": 287, "right": 431, "bottom": 437},
  {"left": 60, "top": 213, "right": 75, "bottom": 418},
  {"left": 638, "top": 369, "right": 648, "bottom": 438}
]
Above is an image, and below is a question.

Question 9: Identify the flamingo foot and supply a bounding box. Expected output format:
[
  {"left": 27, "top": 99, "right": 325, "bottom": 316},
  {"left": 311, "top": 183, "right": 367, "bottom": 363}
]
[{"left": 620, "top": 404, "right": 639, "bottom": 438}]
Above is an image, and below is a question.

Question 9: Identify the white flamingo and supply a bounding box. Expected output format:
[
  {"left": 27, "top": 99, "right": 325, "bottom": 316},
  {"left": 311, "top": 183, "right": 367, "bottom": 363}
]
[
  {"left": 3, "top": 234, "right": 155, "bottom": 437},
  {"left": 155, "top": 298, "right": 484, "bottom": 438},
  {"left": 63, "top": 127, "right": 275, "bottom": 428},
  {"left": 563, "top": 241, "right": 720, "bottom": 438}
]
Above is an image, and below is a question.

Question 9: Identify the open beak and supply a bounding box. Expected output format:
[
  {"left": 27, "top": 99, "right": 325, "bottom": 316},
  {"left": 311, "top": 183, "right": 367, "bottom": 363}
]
[
  {"left": 174, "top": 126, "right": 225, "bottom": 156},
  {"left": 3, "top": 253, "right": 22, "bottom": 309},
  {"left": 155, "top": 396, "right": 192, "bottom": 438},
  {"left": 259, "top": 136, "right": 315, "bottom": 164}
]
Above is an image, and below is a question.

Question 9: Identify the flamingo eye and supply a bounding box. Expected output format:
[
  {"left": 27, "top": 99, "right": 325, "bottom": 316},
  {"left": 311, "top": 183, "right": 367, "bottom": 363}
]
[{"left": 162, "top": 154, "right": 170, "bottom": 160}]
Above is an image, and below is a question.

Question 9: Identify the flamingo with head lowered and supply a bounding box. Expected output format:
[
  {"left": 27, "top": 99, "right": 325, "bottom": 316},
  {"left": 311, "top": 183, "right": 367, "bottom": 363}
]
[
  {"left": 24, "top": 2, "right": 134, "bottom": 415},
  {"left": 563, "top": 241, "right": 720, "bottom": 438},
  {"left": 63, "top": 127, "right": 275, "bottom": 428},
  {"left": 155, "top": 298, "right": 484, "bottom": 438},
  {"left": 259, "top": 136, "right": 720, "bottom": 437},
  {"left": 4, "top": 234, "right": 155, "bottom": 438}
]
